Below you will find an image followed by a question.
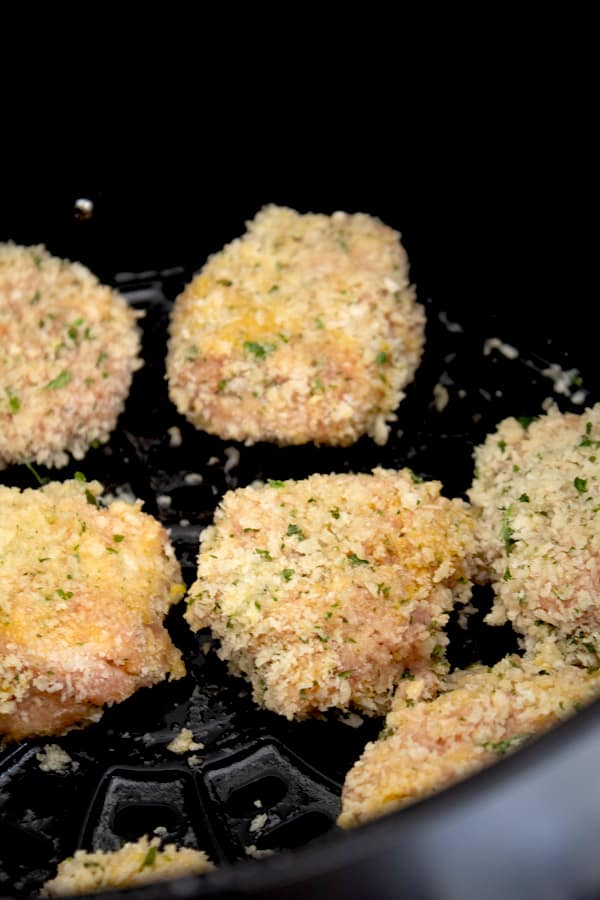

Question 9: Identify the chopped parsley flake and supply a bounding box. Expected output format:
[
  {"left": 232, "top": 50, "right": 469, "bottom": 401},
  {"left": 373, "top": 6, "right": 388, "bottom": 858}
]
[
  {"left": 113, "top": 534, "right": 124, "bottom": 543},
  {"left": 140, "top": 846, "right": 158, "bottom": 869},
  {"left": 281, "top": 568, "right": 294, "bottom": 581},
  {"left": 56, "top": 589, "right": 73, "bottom": 600},
  {"left": 518, "top": 493, "right": 530, "bottom": 503},
  {"left": 498, "top": 440, "right": 507, "bottom": 452},
  {"left": 315, "top": 316, "right": 324, "bottom": 329},
  {"left": 217, "top": 278, "right": 233, "bottom": 286},
  {"left": 347, "top": 552, "right": 369, "bottom": 566},
  {"left": 255, "top": 548, "right": 272, "bottom": 559},
  {"left": 244, "top": 341, "right": 276, "bottom": 360},
  {"left": 7, "top": 389, "right": 20, "bottom": 413},
  {"left": 286, "top": 524, "right": 306, "bottom": 540},
  {"left": 44, "top": 370, "right": 71, "bottom": 390},
  {"left": 268, "top": 479, "right": 285, "bottom": 488},
  {"left": 574, "top": 477, "right": 588, "bottom": 493},
  {"left": 375, "top": 351, "right": 389, "bottom": 365},
  {"left": 74, "top": 471, "right": 87, "bottom": 482},
  {"left": 330, "top": 507, "right": 340, "bottom": 519},
  {"left": 85, "top": 489, "right": 99, "bottom": 507}
]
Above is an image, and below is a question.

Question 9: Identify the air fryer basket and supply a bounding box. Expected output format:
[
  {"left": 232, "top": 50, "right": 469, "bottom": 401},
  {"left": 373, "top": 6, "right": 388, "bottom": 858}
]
[{"left": 1, "top": 187, "right": 598, "bottom": 900}]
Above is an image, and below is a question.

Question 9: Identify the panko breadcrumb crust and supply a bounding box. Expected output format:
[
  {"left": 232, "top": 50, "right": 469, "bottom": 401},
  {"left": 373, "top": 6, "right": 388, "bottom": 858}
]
[
  {"left": 339, "top": 653, "right": 600, "bottom": 827},
  {"left": 184, "top": 468, "right": 476, "bottom": 719},
  {"left": 468, "top": 404, "right": 600, "bottom": 664},
  {"left": 0, "top": 243, "right": 142, "bottom": 469},
  {"left": 167, "top": 206, "right": 425, "bottom": 446},
  {"left": 42, "top": 836, "right": 214, "bottom": 897},
  {"left": 0, "top": 480, "right": 185, "bottom": 741}
]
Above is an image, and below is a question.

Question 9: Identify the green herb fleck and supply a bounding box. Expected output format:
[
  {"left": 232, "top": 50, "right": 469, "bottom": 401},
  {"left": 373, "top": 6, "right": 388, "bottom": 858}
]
[
  {"left": 85, "top": 489, "right": 99, "bottom": 507},
  {"left": 518, "top": 493, "right": 530, "bottom": 503},
  {"left": 347, "top": 552, "right": 369, "bottom": 567},
  {"left": 141, "top": 846, "right": 157, "bottom": 870},
  {"left": 24, "top": 462, "right": 49, "bottom": 486},
  {"left": 268, "top": 479, "right": 285, "bottom": 488},
  {"left": 337, "top": 236, "right": 349, "bottom": 252},
  {"left": 244, "top": 341, "right": 276, "bottom": 360},
  {"left": 30, "top": 290, "right": 41, "bottom": 304},
  {"left": 255, "top": 548, "right": 272, "bottom": 560},
  {"left": 113, "top": 534, "right": 124, "bottom": 543},
  {"left": 377, "top": 583, "right": 391, "bottom": 597},
  {"left": 45, "top": 370, "right": 71, "bottom": 390},
  {"left": 74, "top": 471, "right": 87, "bottom": 483},
  {"left": 6, "top": 389, "right": 20, "bottom": 413},
  {"left": 315, "top": 316, "right": 324, "bottom": 329},
  {"left": 281, "top": 568, "right": 294, "bottom": 581},
  {"left": 330, "top": 507, "right": 340, "bottom": 519},
  {"left": 56, "top": 589, "right": 73, "bottom": 600},
  {"left": 337, "top": 670, "right": 352, "bottom": 679},
  {"left": 430, "top": 644, "right": 444, "bottom": 659},
  {"left": 574, "top": 477, "right": 588, "bottom": 493},
  {"left": 497, "top": 440, "right": 507, "bottom": 452},
  {"left": 217, "top": 278, "right": 232, "bottom": 286},
  {"left": 217, "top": 379, "right": 228, "bottom": 392},
  {"left": 286, "top": 524, "right": 306, "bottom": 540},
  {"left": 375, "top": 351, "right": 389, "bottom": 365},
  {"left": 268, "top": 284, "right": 279, "bottom": 293}
]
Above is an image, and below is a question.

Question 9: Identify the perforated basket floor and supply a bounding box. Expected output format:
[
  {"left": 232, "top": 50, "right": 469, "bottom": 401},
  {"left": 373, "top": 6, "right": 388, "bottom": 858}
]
[{"left": 0, "top": 266, "right": 594, "bottom": 898}]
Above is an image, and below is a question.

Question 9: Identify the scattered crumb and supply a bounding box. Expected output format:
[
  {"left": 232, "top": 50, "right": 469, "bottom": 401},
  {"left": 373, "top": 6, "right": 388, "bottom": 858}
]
[
  {"left": 200, "top": 641, "right": 213, "bottom": 656},
  {"left": 438, "top": 311, "right": 463, "bottom": 333},
  {"left": 249, "top": 813, "right": 268, "bottom": 833},
  {"left": 167, "top": 426, "right": 182, "bottom": 448},
  {"left": 244, "top": 844, "right": 275, "bottom": 859},
  {"left": 153, "top": 826, "right": 167, "bottom": 837},
  {"left": 458, "top": 389, "right": 467, "bottom": 399},
  {"left": 179, "top": 518, "right": 190, "bottom": 527},
  {"left": 187, "top": 754, "right": 203, "bottom": 768},
  {"left": 36, "top": 744, "right": 78, "bottom": 774},
  {"left": 166, "top": 728, "right": 204, "bottom": 754},
  {"left": 207, "top": 456, "right": 220, "bottom": 466},
  {"left": 253, "top": 799, "right": 263, "bottom": 809},
  {"left": 483, "top": 337, "right": 519, "bottom": 359},
  {"left": 224, "top": 447, "right": 240, "bottom": 475},
  {"left": 157, "top": 494, "right": 172, "bottom": 509},
  {"left": 572, "top": 389, "right": 587, "bottom": 405},
  {"left": 339, "top": 712, "right": 364, "bottom": 729},
  {"left": 184, "top": 472, "right": 203, "bottom": 486},
  {"left": 541, "top": 363, "right": 581, "bottom": 398},
  {"left": 433, "top": 383, "right": 449, "bottom": 412}
]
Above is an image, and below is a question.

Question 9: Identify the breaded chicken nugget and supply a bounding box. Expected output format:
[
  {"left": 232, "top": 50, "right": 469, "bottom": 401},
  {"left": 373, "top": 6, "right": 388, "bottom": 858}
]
[
  {"left": 469, "top": 404, "right": 600, "bottom": 664},
  {"left": 184, "top": 468, "right": 476, "bottom": 719},
  {"left": 0, "top": 479, "right": 185, "bottom": 741},
  {"left": 339, "top": 654, "right": 600, "bottom": 827},
  {"left": 0, "top": 243, "right": 142, "bottom": 469},
  {"left": 43, "top": 836, "right": 214, "bottom": 897},
  {"left": 167, "top": 206, "right": 424, "bottom": 446}
]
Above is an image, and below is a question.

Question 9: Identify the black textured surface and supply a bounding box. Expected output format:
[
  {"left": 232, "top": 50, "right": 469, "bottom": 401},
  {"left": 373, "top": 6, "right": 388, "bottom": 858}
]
[{"left": 0, "top": 200, "right": 597, "bottom": 898}]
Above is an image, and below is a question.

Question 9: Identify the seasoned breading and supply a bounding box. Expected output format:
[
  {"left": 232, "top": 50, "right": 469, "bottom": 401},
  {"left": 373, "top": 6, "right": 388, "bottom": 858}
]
[
  {"left": 0, "top": 242, "right": 142, "bottom": 469},
  {"left": 339, "top": 654, "right": 600, "bottom": 827},
  {"left": 468, "top": 404, "right": 600, "bottom": 664},
  {"left": 42, "top": 836, "right": 214, "bottom": 896},
  {"left": 184, "top": 468, "right": 476, "bottom": 719},
  {"left": 167, "top": 206, "right": 425, "bottom": 446},
  {"left": 0, "top": 479, "right": 185, "bottom": 740}
]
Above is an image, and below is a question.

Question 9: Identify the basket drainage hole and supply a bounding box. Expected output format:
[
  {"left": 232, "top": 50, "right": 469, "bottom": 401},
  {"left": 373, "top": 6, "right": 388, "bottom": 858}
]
[
  {"left": 227, "top": 775, "right": 288, "bottom": 817},
  {"left": 257, "top": 811, "right": 333, "bottom": 850},
  {"left": 112, "top": 803, "right": 183, "bottom": 842}
]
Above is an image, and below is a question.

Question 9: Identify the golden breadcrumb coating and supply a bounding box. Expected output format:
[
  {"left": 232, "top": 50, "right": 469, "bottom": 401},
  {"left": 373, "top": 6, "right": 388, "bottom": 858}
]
[
  {"left": 167, "top": 205, "right": 424, "bottom": 446},
  {"left": 339, "top": 654, "right": 600, "bottom": 827},
  {"left": 42, "top": 836, "right": 214, "bottom": 896},
  {"left": 0, "top": 479, "right": 186, "bottom": 741},
  {"left": 0, "top": 242, "right": 142, "bottom": 469},
  {"left": 185, "top": 468, "right": 476, "bottom": 719},
  {"left": 469, "top": 404, "right": 600, "bottom": 664}
]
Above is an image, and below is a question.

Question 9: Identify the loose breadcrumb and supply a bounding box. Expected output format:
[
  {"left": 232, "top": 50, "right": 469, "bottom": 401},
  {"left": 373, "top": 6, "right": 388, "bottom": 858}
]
[
  {"left": 167, "top": 206, "right": 425, "bottom": 447},
  {"left": 0, "top": 479, "right": 185, "bottom": 740},
  {"left": 469, "top": 404, "right": 600, "bottom": 665},
  {"left": 42, "top": 836, "right": 214, "bottom": 896},
  {"left": 36, "top": 744, "right": 78, "bottom": 773},
  {"left": 339, "top": 654, "right": 600, "bottom": 827},
  {"left": 166, "top": 727, "right": 204, "bottom": 754},
  {"left": 185, "top": 468, "right": 476, "bottom": 719},
  {"left": 0, "top": 242, "right": 142, "bottom": 469}
]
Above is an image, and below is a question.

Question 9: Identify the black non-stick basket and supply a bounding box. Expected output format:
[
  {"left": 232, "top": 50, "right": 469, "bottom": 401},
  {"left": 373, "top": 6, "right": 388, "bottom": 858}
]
[{"left": 1, "top": 180, "right": 599, "bottom": 900}]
